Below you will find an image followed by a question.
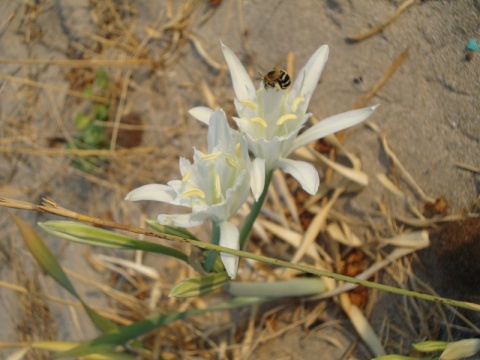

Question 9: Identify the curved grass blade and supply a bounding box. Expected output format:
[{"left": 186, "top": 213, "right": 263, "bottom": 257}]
[
  {"left": 39, "top": 220, "right": 188, "bottom": 263},
  {"left": 11, "top": 214, "right": 116, "bottom": 333},
  {"left": 56, "top": 296, "right": 266, "bottom": 359},
  {"left": 169, "top": 272, "right": 230, "bottom": 298}
]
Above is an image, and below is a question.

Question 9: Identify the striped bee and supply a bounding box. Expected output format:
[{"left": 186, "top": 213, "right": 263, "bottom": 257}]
[{"left": 260, "top": 68, "right": 291, "bottom": 90}]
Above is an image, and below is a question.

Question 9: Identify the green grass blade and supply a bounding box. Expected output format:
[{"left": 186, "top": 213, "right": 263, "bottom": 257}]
[
  {"left": 169, "top": 272, "right": 230, "bottom": 298},
  {"left": 39, "top": 221, "right": 188, "bottom": 263},
  {"left": 56, "top": 296, "right": 267, "bottom": 359},
  {"left": 11, "top": 214, "right": 116, "bottom": 333}
]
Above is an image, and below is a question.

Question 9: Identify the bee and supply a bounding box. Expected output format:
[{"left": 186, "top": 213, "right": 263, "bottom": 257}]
[{"left": 260, "top": 68, "right": 291, "bottom": 90}]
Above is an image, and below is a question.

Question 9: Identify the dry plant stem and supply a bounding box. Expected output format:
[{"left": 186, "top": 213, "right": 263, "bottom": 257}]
[
  {"left": 188, "top": 33, "right": 222, "bottom": 71},
  {"left": 0, "top": 58, "right": 151, "bottom": 67},
  {"left": 351, "top": 48, "right": 410, "bottom": 110},
  {"left": 328, "top": 48, "right": 409, "bottom": 180},
  {"left": 367, "top": 121, "right": 435, "bottom": 203},
  {"left": 290, "top": 187, "right": 344, "bottom": 264},
  {"left": 109, "top": 67, "right": 133, "bottom": 150},
  {"left": 2, "top": 197, "right": 479, "bottom": 313},
  {"left": 0, "top": 147, "right": 156, "bottom": 156},
  {"left": 0, "top": 74, "right": 108, "bottom": 103},
  {"left": 346, "top": 0, "right": 415, "bottom": 42},
  {"left": 455, "top": 162, "right": 480, "bottom": 174},
  {"left": 0, "top": 280, "right": 130, "bottom": 325}
]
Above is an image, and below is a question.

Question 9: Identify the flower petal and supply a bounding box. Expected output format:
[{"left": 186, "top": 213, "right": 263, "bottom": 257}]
[
  {"left": 207, "top": 109, "right": 230, "bottom": 152},
  {"left": 125, "top": 184, "right": 176, "bottom": 202},
  {"left": 189, "top": 106, "right": 214, "bottom": 125},
  {"left": 290, "top": 105, "right": 378, "bottom": 153},
  {"left": 218, "top": 220, "right": 240, "bottom": 279},
  {"left": 158, "top": 213, "right": 207, "bottom": 227},
  {"left": 250, "top": 157, "right": 266, "bottom": 201},
  {"left": 291, "top": 45, "right": 329, "bottom": 104},
  {"left": 221, "top": 42, "right": 256, "bottom": 101},
  {"left": 277, "top": 158, "right": 319, "bottom": 195}
]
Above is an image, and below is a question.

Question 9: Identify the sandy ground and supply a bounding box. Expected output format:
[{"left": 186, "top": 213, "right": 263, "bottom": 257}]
[{"left": 0, "top": 0, "right": 479, "bottom": 359}]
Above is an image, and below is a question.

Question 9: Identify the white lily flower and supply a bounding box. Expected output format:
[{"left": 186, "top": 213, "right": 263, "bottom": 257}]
[
  {"left": 125, "top": 109, "right": 251, "bottom": 279},
  {"left": 189, "top": 43, "right": 378, "bottom": 195}
]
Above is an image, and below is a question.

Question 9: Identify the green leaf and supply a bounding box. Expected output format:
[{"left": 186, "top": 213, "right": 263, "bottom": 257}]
[
  {"left": 169, "top": 272, "right": 230, "bottom": 298},
  {"left": 413, "top": 341, "right": 448, "bottom": 353},
  {"left": 11, "top": 214, "right": 117, "bottom": 333},
  {"left": 83, "top": 125, "right": 106, "bottom": 147},
  {"left": 95, "top": 69, "right": 109, "bottom": 90},
  {"left": 75, "top": 112, "right": 93, "bottom": 131},
  {"left": 83, "top": 86, "right": 93, "bottom": 96},
  {"left": 56, "top": 296, "right": 267, "bottom": 359},
  {"left": 93, "top": 104, "right": 109, "bottom": 121},
  {"left": 39, "top": 221, "right": 189, "bottom": 263}
]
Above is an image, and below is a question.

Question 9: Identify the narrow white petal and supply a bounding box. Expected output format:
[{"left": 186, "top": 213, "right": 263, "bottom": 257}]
[
  {"left": 250, "top": 158, "right": 266, "bottom": 201},
  {"left": 157, "top": 213, "right": 207, "bottom": 227},
  {"left": 218, "top": 221, "right": 240, "bottom": 279},
  {"left": 277, "top": 158, "right": 319, "bottom": 195},
  {"left": 207, "top": 109, "right": 230, "bottom": 152},
  {"left": 290, "top": 105, "right": 378, "bottom": 153},
  {"left": 292, "top": 45, "right": 329, "bottom": 101},
  {"left": 125, "top": 184, "right": 176, "bottom": 202},
  {"left": 189, "top": 106, "right": 214, "bottom": 125},
  {"left": 221, "top": 42, "right": 256, "bottom": 100}
]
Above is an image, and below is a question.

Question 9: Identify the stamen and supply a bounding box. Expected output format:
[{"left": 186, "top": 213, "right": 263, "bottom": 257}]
[
  {"left": 181, "top": 188, "right": 206, "bottom": 199},
  {"left": 239, "top": 99, "right": 256, "bottom": 110},
  {"left": 291, "top": 96, "right": 305, "bottom": 112},
  {"left": 201, "top": 151, "right": 221, "bottom": 161},
  {"left": 214, "top": 174, "right": 222, "bottom": 200},
  {"left": 277, "top": 114, "right": 297, "bottom": 126},
  {"left": 235, "top": 143, "right": 241, "bottom": 158},
  {"left": 182, "top": 170, "right": 191, "bottom": 182},
  {"left": 250, "top": 117, "right": 268, "bottom": 127},
  {"left": 225, "top": 154, "right": 239, "bottom": 169}
]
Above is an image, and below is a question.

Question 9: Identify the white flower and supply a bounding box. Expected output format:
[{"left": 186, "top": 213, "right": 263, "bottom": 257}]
[
  {"left": 125, "top": 109, "right": 251, "bottom": 279},
  {"left": 190, "top": 43, "right": 378, "bottom": 195}
]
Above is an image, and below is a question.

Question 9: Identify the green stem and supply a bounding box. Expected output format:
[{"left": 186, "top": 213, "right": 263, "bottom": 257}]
[
  {"left": 239, "top": 170, "right": 273, "bottom": 250},
  {"left": 203, "top": 220, "right": 220, "bottom": 272}
]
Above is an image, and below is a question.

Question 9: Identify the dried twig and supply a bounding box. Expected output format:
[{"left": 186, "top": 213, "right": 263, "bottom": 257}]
[
  {"left": 0, "top": 147, "right": 156, "bottom": 156},
  {"left": 352, "top": 48, "right": 409, "bottom": 110},
  {"left": 346, "top": 0, "right": 415, "bottom": 42},
  {"left": 0, "top": 74, "right": 108, "bottom": 103}
]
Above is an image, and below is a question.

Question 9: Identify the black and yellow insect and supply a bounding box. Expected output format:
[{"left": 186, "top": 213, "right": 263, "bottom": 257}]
[{"left": 260, "top": 68, "right": 291, "bottom": 90}]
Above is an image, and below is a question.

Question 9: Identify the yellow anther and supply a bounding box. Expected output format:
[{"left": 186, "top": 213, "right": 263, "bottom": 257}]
[
  {"left": 214, "top": 174, "right": 222, "bottom": 200},
  {"left": 239, "top": 99, "right": 257, "bottom": 110},
  {"left": 291, "top": 96, "right": 305, "bottom": 112},
  {"left": 276, "top": 113, "right": 297, "bottom": 126},
  {"left": 225, "top": 154, "right": 239, "bottom": 169},
  {"left": 250, "top": 117, "right": 268, "bottom": 127},
  {"left": 235, "top": 143, "right": 241, "bottom": 158},
  {"left": 181, "top": 188, "right": 206, "bottom": 199},
  {"left": 182, "top": 170, "right": 191, "bottom": 182},
  {"left": 201, "top": 151, "right": 221, "bottom": 161}
]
